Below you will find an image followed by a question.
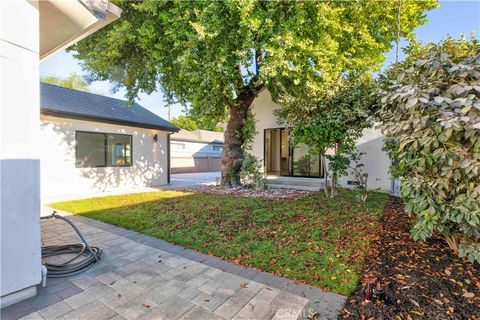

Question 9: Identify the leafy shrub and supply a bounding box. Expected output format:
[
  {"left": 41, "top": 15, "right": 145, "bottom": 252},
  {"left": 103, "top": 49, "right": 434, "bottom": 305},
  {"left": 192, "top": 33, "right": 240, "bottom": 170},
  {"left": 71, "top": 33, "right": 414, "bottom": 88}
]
[
  {"left": 240, "top": 153, "right": 267, "bottom": 190},
  {"left": 349, "top": 149, "right": 369, "bottom": 203},
  {"left": 379, "top": 37, "right": 480, "bottom": 263}
]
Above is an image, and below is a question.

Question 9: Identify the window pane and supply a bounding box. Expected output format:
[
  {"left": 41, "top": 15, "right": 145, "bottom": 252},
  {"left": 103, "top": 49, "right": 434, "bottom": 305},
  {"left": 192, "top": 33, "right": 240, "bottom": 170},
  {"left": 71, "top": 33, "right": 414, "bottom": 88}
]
[
  {"left": 292, "top": 143, "right": 320, "bottom": 177},
  {"left": 76, "top": 132, "right": 106, "bottom": 167},
  {"left": 107, "top": 134, "right": 132, "bottom": 166},
  {"left": 172, "top": 143, "right": 185, "bottom": 150}
]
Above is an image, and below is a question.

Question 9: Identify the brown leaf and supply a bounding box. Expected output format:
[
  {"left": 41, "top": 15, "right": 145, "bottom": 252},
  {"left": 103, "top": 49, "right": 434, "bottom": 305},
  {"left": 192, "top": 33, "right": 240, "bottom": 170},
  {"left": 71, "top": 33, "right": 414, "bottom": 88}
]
[
  {"left": 462, "top": 292, "right": 475, "bottom": 298},
  {"left": 409, "top": 299, "right": 420, "bottom": 307},
  {"left": 142, "top": 304, "right": 150, "bottom": 308}
]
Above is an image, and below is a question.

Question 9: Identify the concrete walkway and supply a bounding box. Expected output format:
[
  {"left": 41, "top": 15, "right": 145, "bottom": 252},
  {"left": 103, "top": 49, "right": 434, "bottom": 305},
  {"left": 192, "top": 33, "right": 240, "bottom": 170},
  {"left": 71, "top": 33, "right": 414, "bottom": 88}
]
[
  {"left": 2, "top": 211, "right": 345, "bottom": 320},
  {"left": 169, "top": 172, "right": 220, "bottom": 189}
]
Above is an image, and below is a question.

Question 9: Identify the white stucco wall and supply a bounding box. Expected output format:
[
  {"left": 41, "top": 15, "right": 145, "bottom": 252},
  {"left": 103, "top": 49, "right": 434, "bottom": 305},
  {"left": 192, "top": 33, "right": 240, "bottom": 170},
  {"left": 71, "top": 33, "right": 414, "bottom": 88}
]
[
  {"left": 250, "top": 90, "right": 392, "bottom": 191},
  {"left": 40, "top": 115, "right": 170, "bottom": 199},
  {"left": 0, "top": 0, "right": 42, "bottom": 305}
]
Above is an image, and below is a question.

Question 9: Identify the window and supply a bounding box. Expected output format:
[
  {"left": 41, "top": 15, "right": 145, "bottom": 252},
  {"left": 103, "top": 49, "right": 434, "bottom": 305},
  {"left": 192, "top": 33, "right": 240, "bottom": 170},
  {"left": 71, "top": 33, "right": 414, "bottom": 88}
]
[
  {"left": 76, "top": 131, "right": 132, "bottom": 168},
  {"left": 171, "top": 143, "right": 186, "bottom": 150},
  {"left": 213, "top": 145, "right": 223, "bottom": 152}
]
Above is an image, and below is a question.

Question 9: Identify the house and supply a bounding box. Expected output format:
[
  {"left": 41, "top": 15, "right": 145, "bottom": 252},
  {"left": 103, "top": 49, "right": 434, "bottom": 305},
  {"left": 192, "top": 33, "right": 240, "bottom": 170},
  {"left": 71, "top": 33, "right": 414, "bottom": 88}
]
[
  {"left": 171, "top": 129, "right": 224, "bottom": 173},
  {"left": 250, "top": 89, "right": 392, "bottom": 191},
  {"left": 1, "top": 0, "right": 121, "bottom": 307},
  {"left": 40, "top": 83, "right": 178, "bottom": 199}
]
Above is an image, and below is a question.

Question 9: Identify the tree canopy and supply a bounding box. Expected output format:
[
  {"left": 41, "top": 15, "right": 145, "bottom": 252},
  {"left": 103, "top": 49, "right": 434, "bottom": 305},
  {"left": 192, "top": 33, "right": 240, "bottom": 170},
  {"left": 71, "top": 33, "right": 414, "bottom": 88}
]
[
  {"left": 41, "top": 72, "right": 91, "bottom": 92},
  {"left": 70, "top": 0, "right": 437, "bottom": 186},
  {"left": 170, "top": 115, "right": 223, "bottom": 132}
]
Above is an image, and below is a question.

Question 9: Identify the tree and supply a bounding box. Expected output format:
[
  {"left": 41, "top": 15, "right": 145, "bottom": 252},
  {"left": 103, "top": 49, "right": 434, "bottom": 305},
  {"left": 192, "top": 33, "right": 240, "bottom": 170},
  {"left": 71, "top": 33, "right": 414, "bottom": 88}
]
[
  {"left": 379, "top": 37, "right": 480, "bottom": 263},
  {"left": 41, "top": 72, "right": 91, "bottom": 92},
  {"left": 69, "top": 0, "right": 437, "bottom": 187},
  {"left": 275, "top": 77, "right": 378, "bottom": 197},
  {"left": 170, "top": 115, "right": 223, "bottom": 132}
]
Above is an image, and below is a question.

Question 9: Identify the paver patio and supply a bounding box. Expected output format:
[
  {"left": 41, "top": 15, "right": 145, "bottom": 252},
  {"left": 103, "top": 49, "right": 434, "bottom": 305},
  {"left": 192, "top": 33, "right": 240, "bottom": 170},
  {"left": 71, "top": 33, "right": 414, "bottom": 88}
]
[{"left": 1, "top": 211, "right": 345, "bottom": 320}]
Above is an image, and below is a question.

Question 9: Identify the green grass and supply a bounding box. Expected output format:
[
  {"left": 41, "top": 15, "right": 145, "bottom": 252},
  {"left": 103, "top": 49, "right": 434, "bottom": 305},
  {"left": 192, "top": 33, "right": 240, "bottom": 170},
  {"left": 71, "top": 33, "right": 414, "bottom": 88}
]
[{"left": 51, "top": 190, "right": 389, "bottom": 295}]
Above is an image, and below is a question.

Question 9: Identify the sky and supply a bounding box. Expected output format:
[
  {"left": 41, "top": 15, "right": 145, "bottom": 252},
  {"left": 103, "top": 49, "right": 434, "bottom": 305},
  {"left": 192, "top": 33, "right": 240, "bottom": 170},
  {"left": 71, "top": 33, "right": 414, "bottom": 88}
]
[{"left": 40, "top": 0, "right": 480, "bottom": 120}]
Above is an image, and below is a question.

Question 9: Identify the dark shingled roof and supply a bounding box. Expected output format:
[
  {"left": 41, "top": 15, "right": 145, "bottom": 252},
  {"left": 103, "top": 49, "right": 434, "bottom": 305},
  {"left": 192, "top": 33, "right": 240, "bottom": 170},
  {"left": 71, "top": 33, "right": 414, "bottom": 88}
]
[{"left": 40, "top": 83, "right": 179, "bottom": 132}]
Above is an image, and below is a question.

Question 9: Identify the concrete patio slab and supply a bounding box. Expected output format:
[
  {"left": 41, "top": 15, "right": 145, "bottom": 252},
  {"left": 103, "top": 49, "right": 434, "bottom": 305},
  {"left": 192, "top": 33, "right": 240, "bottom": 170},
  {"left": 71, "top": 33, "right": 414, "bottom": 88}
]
[{"left": 2, "top": 210, "right": 345, "bottom": 320}]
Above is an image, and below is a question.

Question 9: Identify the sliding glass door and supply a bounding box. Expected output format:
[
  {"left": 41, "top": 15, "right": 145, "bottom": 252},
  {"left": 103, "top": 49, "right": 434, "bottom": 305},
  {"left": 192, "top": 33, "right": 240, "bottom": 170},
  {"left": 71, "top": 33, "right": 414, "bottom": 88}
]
[
  {"left": 265, "top": 128, "right": 324, "bottom": 178},
  {"left": 292, "top": 143, "right": 322, "bottom": 177}
]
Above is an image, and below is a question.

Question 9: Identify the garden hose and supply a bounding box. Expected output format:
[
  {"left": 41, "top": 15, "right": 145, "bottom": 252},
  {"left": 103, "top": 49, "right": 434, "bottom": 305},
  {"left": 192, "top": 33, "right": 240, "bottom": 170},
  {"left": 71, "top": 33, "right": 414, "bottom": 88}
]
[{"left": 40, "top": 211, "right": 102, "bottom": 278}]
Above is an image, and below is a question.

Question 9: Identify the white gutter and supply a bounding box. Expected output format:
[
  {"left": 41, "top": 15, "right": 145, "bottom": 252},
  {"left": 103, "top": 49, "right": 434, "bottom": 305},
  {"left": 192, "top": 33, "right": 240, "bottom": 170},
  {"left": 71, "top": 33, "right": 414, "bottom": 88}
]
[{"left": 39, "top": 0, "right": 121, "bottom": 61}]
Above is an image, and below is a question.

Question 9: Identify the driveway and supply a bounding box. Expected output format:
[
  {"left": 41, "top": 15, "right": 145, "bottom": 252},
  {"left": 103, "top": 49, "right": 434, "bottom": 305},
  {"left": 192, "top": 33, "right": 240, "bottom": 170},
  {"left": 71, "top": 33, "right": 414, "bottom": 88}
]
[
  {"left": 1, "top": 211, "right": 344, "bottom": 320},
  {"left": 168, "top": 172, "right": 220, "bottom": 189}
]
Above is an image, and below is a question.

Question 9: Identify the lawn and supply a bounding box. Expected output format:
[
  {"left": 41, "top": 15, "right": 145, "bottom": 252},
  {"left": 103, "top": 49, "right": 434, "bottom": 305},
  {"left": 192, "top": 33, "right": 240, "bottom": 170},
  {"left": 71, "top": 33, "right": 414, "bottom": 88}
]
[{"left": 51, "top": 189, "right": 389, "bottom": 295}]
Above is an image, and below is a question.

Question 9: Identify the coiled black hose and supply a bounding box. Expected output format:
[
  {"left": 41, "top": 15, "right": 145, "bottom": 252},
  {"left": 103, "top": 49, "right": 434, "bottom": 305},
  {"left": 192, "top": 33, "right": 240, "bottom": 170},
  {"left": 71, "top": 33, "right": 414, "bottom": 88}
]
[{"left": 41, "top": 211, "right": 102, "bottom": 278}]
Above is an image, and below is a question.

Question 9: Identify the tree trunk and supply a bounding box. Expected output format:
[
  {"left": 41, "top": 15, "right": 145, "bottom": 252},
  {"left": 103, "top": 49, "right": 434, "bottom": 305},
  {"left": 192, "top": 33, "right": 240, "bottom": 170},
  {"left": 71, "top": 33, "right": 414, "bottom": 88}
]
[
  {"left": 220, "top": 95, "right": 254, "bottom": 188},
  {"left": 330, "top": 142, "right": 340, "bottom": 197},
  {"left": 322, "top": 152, "right": 329, "bottom": 197},
  {"left": 444, "top": 234, "right": 459, "bottom": 253},
  {"left": 331, "top": 170, "right": 338, "bottom": 197}
]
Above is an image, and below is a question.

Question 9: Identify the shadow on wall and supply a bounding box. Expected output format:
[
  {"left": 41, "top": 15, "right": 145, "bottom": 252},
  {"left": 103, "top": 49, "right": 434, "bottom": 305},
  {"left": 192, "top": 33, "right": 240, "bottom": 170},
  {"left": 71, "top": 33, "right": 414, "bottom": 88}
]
[{"left": 40, "top": 120, "right": 167, "bottom": 198}]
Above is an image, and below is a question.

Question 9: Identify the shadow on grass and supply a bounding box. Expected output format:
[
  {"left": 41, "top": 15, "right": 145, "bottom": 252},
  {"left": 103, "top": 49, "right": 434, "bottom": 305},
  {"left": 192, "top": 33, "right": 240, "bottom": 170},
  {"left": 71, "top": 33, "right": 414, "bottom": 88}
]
[{"left": 51, "top": 189, "right": 389, "bottom": 295}]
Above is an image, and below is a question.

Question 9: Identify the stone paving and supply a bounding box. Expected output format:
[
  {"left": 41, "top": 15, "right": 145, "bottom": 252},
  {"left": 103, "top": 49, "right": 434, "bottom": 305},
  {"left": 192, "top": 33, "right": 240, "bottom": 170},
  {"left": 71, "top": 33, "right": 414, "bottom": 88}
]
[{"left": 1, "top": 212, "right": 345, "bottom": 320}]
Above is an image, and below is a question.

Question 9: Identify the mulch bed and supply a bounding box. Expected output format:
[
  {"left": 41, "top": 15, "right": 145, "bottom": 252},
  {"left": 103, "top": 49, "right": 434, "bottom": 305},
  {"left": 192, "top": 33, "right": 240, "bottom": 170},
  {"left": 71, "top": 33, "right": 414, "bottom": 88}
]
[
  {"left": 178, "top": 185, "right": 312, "bottom": 200},
  {"left": 340, "top": 196, "right": 480, "bottom": 320}
]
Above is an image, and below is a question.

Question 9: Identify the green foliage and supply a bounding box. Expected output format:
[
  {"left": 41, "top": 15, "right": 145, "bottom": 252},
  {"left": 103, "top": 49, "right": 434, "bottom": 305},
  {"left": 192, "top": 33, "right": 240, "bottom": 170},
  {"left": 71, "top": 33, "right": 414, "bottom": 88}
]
[
  {"left": 379, "top": 37, "right": 480, "bottom": 263},
  {"left": 276, "top": 77, "right": 379, "bottom": 196},
  {"left": 240, "top": 110, "right": 257, "bottom": 152},
  {"left": 170, "top": 115, "right": 223, "bottom": 132},
  {"left": 69, "top": 0, "right": 437, "bottom": 129},
  {"left": 240, "top": 153, "right": 266, "bottom": 190},
  {"left": 349, "top": 149, "right": 369, "bottom": 203},
  {"left": 41, "top": 72, "right": 91, "bottom": 92}
]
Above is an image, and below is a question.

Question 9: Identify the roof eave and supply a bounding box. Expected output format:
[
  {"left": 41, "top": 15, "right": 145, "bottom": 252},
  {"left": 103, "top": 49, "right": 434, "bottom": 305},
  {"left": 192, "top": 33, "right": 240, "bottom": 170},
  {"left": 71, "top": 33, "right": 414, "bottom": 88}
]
[{"left": 41, "top": 108, "right": 180, "bottom": 133}]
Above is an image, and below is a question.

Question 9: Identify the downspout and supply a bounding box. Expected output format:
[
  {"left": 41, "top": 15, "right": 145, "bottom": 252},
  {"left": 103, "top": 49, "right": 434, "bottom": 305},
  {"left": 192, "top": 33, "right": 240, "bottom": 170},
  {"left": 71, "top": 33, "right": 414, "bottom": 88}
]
[{"left": 167, "top": 133, "right": 171, "bottom": 184}]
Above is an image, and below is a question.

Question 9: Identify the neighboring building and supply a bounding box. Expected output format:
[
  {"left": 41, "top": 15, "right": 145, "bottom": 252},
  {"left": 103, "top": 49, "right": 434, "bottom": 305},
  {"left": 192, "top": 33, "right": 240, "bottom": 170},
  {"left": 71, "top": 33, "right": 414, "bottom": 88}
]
[
  {"left": 40, "top": 83, "right": 178, "bottom": 199},
  {"left": 171, "top": 129, "right": 224, "bottom": 173},
  {"left": 1, "top": 0, "right": 121, "bottom": 306},
  {"left": 250, "top": 89, "right": 392, "bottom": 191}
]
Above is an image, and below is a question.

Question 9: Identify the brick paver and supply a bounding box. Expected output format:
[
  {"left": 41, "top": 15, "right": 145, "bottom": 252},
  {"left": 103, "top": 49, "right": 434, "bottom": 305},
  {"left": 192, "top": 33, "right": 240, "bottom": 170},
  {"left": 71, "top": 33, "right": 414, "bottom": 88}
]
[{"left": 2, "top": 212, "right": 346, "bottom": 320}]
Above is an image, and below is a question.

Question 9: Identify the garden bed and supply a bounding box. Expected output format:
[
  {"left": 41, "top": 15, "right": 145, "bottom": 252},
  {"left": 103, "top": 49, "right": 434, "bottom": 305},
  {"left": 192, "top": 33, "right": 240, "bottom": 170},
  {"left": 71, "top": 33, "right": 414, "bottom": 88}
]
[
  {"left": 178, "top": 185, "right": 312, "bottom": 200},
  {"left": 341, "top": 197, "right": 480, "bottom": 320}
]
